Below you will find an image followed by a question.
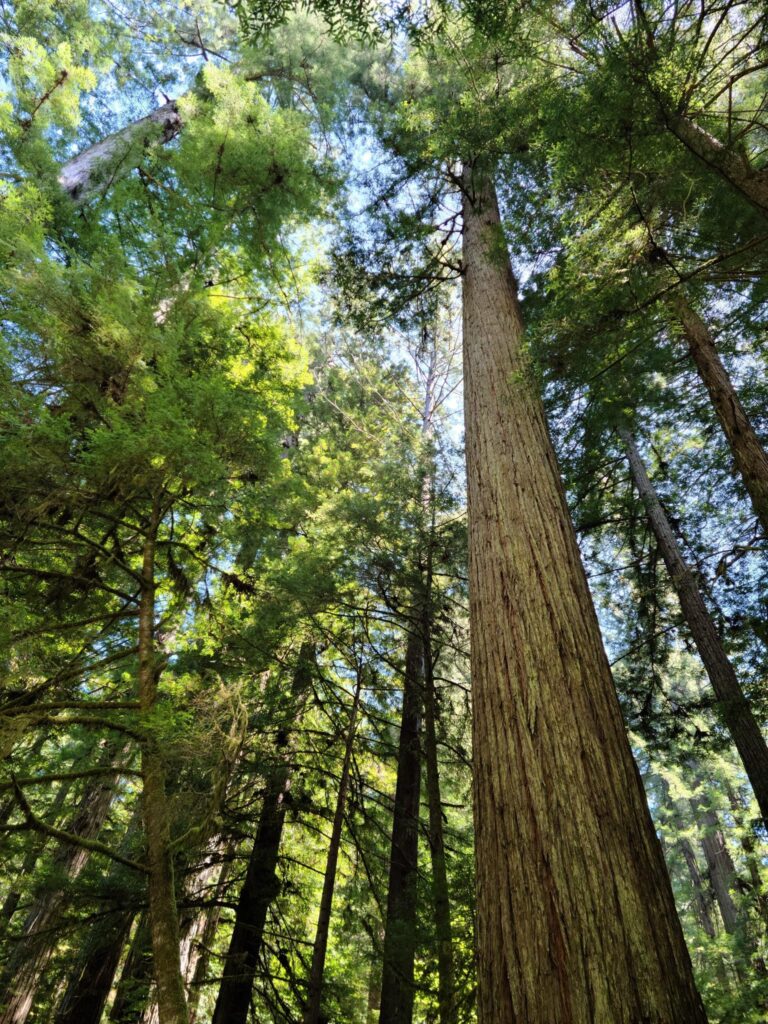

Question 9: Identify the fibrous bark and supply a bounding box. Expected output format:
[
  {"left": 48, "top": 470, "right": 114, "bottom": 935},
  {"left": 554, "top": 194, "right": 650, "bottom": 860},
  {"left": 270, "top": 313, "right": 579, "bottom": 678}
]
[
  {"left": 462, "top": 166, "right": 706, "bottom": 1024},
  {"left": 665, "top": 112, "right": 768, "bottom": 217}
]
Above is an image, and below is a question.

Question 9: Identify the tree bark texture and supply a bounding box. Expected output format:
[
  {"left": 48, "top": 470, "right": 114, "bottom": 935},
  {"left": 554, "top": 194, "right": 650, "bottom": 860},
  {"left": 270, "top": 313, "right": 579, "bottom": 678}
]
[
  {"left": 622, "top": 428, "right": 768, "bottom": 826},
  {"left": 137, "top": 507, "right": 188, "bottom": 1024},
  {"left": 667, "top": 291, "right": 768, "bottom": 537},
  {"left": 211, "top": 648, "right": 314, "bottom": 1024},
  {"left": 690, "top": 803, "right": 739, "bottom": 935},
  {"left": 462, "top": 167, "right": 707, "bottom": 1024},
  {"left": 379, "top": 631, "right": 424, "bottom": 1024},
  {"left": 302, "top": 674, "right": 363, "bottom": 1024}
]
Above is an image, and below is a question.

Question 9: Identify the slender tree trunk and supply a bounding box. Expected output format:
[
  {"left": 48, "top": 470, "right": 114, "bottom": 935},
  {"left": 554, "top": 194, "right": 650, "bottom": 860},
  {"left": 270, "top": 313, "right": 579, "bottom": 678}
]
[
  {"left": 680, "top": 834, "right": 719, "bottom": 938},
  {"left": 379, "top": 631, "right": 424, "bottom": 1024},
  {"left": 212, "top": 648, "right": 313, "bottom": 1024},
  {"left": 302, "top": 673, "right": 363, "bottom": 1024},
  {"left": 462, "top": 166, "right": 706, "bottom": 1023},
  {"left": 0, "top": 758, "right": 120, "bottom": 1024},
  {"left": 667, "top": 291, "right": 768, "bottom": 536},
  {"left": 110, "top": 915, "right": 154, "bottom": 1024},
  {"left": 725, "top": 784, "right": 768, "bottom": 930},
  {"left": 137, "top": 503, "right": 188, "bottom": 1024},
  {"left": 621, "top": 428, "right": 768, "bottom": 825},
  {"left": 422, "top": 621, "right": 455, "bottom": 1024}
]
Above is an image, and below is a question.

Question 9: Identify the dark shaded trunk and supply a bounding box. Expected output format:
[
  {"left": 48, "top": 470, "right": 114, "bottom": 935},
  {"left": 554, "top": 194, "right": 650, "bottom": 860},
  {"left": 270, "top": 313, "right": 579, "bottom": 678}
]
[
  {"left": 302, "top": 673, "right": 363, "bottom": 1024},
  {"left": 622, "top": 428, "right": 768, "bottom": 826},
  {"left": 212, "top": 648, "right": 314, "bottom": 1024},
  {"left": 378, "top": 631, "right": 424, "bottom": 1024},
  {"left": 423, "top": 624, "right": 455, "bottom": 1024},
  {"left": 0, "top": 777, "right": 71, "bottom": 935},
  {"left": 667, "top": 291, "right": 768, "bottom": 537},
  {"left": 0, "top": 758, "right": 120, "bottom": 1024},
  {"left": 55, "top": 911, "right": 135, "bottom": 1024},
  {"left": 110, "top": 915, "right": 154, "bottom": 1024},
  {"left": 462, "top": 167, "right": 706, "bottom": 1023},
  {"left": 137, "top": 505, "right": 187, "bottom": 1024}
]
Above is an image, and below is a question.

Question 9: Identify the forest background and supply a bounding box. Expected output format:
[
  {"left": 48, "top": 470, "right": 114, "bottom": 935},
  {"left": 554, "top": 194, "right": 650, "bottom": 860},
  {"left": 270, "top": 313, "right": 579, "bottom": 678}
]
[{"left": 0, "top": 1, "right": 766, "bottom": 1022}]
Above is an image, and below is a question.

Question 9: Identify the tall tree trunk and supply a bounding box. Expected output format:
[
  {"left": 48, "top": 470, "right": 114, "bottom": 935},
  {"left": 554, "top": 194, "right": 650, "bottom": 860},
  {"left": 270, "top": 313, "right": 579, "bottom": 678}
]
[
  {"left": 0, "top": 757, "right": 120, "bottom": 1024},
  {"left": 55, "top": 911, "right": 135, "bottom": 1024},
  {"left": 422, "top": 621, "right": 455, "bottom": 1024},
  {"left": 110, "top": 915, "right": 154, "bottom": 1024},
  {"left": 621, "top": 428, "right": 768, "bottom": 825},
  {"left": 462, "top": 166, "right": 706, "bottom": 1024},
  {"left": 54, "top": 811, "right": 143, "bottom": 1024},
  {"left": 137, "top": 503, "right": 188, "bottom": 1024},
  {"left": 187, "top": 856, "right": 232, "bottom": 1024},
  {"left": 211, "top": 648, "right": 314, "bottom": 1024},
  {"left": 725, "top": 784, "right": 768, "bottom": 931},
  {"left": 379, "top": 631, "right": 424, "bottom": 1024},
  {"left": 690, "top": 801, "right": 739, "bottom": 935},
  {"left": 667, "top": 291, "right": 768, "bottom": 536},
  {"left": 302, "top": 673, "right": 363, "bottom": 1024}
]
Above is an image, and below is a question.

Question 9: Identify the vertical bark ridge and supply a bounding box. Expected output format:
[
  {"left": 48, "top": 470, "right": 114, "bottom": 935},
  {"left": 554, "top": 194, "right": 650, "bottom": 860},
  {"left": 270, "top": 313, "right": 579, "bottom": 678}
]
[{"left": 462, "top": 166, "right": 706, "bottom": 1024}]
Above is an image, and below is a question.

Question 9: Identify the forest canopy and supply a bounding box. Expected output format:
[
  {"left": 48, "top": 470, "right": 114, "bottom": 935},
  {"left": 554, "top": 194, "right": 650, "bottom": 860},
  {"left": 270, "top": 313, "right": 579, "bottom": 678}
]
[{"left": 0, "top": 1, "right": 766, "bottom": 1022}]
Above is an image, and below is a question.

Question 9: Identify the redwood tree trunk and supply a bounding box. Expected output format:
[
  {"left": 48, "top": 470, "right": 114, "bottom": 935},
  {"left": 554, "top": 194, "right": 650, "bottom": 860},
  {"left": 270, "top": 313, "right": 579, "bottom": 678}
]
[
  {"left": 667, "top": 291, "right": 768, "bottom": 537},
  {"left": 462, "top": 166, "right": 706, "bottom": 1024},
  {"left": 622, "top": 428, "right": 768, "bottom": 826},
  {"left": 690, "top": 802, "right": 739, "bottom": 935},
  {"left": 378, "top": 630, "right": 424, "bottom": 1024},
  {"left": 187, "top": 857, "right": 232, "bottom": 1023},
  {"left": 302, "top": 674, "right": 363, "bottom": 1024}
]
